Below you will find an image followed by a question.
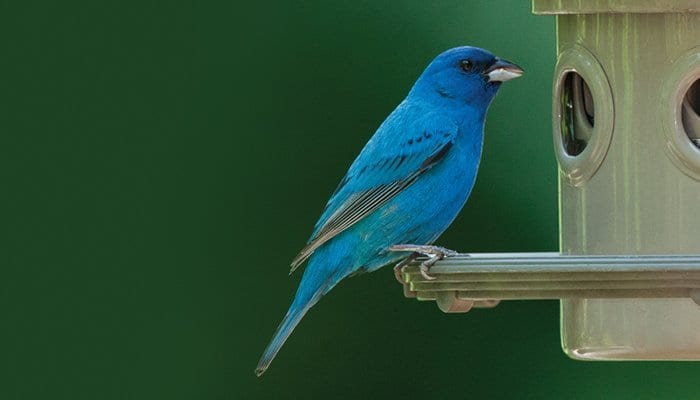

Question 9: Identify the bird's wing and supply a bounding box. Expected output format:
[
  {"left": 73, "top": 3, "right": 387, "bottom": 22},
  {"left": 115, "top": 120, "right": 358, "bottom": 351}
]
[{"left": 290, "top": 114, "right": 458, "bottom": 272}]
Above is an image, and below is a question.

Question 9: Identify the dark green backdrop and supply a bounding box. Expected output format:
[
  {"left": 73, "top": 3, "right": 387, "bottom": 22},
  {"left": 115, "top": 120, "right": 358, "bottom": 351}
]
[{"left": 3, "top": 1, "right": 699, "bottom": 399}]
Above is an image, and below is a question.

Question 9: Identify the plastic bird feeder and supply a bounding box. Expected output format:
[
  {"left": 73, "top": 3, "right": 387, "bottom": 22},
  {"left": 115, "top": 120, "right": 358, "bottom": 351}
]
[{"left": 398, "top": 0, "right": 700, "bottom": 360}]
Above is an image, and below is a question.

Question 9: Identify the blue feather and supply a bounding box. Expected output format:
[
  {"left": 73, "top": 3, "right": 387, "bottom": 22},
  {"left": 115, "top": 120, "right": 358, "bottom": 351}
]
[{"left": 257, "top": 46, "right": 522, "bottom": 376}]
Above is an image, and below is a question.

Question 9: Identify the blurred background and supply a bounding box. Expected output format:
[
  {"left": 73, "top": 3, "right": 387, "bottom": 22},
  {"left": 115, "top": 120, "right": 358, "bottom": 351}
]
[{"left": 3, "top": 0, "right": 700, "bottom": 399}]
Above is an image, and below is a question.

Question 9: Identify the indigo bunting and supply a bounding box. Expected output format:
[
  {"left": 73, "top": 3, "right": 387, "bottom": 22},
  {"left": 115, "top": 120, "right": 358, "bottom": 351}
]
[{"left": 256, "top": 47, "right": 522, "bottom": 376}]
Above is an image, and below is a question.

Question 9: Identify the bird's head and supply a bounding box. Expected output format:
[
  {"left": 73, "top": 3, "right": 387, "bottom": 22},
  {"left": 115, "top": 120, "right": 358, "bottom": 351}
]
[{"left": 409, "top": 46, "right": 523, "bottom": 109}]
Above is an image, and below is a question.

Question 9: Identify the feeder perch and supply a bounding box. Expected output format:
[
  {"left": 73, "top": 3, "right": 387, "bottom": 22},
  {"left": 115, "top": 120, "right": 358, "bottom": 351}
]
[{"left": 399, "top": 0, "right": 700, "bottom": 360}]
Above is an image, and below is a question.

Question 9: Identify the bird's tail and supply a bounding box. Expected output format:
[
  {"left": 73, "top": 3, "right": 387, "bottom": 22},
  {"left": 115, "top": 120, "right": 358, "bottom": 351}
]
[{"left": 255, "top": 274, "right": 334, "bottom": 376}]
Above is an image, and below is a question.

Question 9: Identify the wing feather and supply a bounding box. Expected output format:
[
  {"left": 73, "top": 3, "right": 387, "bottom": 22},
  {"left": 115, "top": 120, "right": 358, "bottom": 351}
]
[{"left": 289, "top": 136, "right": 454, "bottom": 272}]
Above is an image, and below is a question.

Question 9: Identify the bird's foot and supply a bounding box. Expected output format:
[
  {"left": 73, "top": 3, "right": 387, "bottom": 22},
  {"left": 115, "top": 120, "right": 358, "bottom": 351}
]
[
  {"left": 392, "top": 253, "right": 418, "bottom": 284},
  {"left": 388, "top": 244, "right": 459, "bottom": 281}
]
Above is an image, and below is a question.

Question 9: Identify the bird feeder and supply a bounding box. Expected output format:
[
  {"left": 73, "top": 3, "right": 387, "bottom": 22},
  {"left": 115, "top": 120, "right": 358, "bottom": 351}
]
[{"left": 398, "top": 0, "right": 700, "bottom": 360}]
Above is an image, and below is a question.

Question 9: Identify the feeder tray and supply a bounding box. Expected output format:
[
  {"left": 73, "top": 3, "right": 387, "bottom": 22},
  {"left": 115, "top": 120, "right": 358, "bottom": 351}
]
[{"left": 399, "top": 253, "right": 700, "bottom": 313}]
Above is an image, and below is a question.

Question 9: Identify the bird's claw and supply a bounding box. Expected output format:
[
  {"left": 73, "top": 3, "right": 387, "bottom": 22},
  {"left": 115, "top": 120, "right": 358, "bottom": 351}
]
[
  {"left": 419, "top": 262, "right": 437, "bottom": 280},
  {"left": 393, "top": 253, "right": 417, "bottom": 284},
  {"left": 389, "top": 244, "right": 459, "bottom": 280}
]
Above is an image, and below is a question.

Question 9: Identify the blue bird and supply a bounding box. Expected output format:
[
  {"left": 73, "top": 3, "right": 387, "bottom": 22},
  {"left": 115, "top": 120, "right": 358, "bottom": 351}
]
[{"left": 256, "top": 46, "right": 522, "bottom": 376}]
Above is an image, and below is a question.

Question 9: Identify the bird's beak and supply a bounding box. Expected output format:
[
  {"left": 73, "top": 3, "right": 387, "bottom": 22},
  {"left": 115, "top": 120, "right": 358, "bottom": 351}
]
[{"left": 484, "top": 58, "right": 523, "bottom": 82}]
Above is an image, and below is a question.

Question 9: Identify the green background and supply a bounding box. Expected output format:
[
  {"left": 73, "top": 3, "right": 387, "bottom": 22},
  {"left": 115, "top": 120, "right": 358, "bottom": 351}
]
[{"left": 3, "top": 1, "right": 700, "bottom": 399}]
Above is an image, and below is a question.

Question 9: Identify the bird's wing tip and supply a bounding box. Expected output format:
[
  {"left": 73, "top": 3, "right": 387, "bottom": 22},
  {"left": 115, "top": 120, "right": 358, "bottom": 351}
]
[
  {"left": 289, "top": 259, "right": 302, "bottom": 275},
  {"left": 289, "top": 248, "right": 311, "bottom": 274}
]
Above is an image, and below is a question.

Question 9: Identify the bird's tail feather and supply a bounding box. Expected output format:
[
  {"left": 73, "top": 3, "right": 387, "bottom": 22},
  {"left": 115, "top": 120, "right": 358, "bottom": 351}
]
[{"left": 255, "top": 277, "right": 332, "bottom": 376}]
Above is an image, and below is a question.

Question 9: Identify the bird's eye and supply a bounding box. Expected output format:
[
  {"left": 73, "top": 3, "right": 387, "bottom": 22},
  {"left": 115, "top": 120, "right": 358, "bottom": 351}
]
[{"left": 460, "top": 59, "right": 473, "bottom": 72}]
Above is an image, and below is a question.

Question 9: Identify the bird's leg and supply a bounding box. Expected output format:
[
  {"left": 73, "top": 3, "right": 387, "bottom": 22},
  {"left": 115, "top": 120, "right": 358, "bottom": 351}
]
[
  {"left": 388, "top": 244, "right": 459, "bottom": 281},
  {"left": 392, "top": 252, "right": 418, "bottom": 284}
]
